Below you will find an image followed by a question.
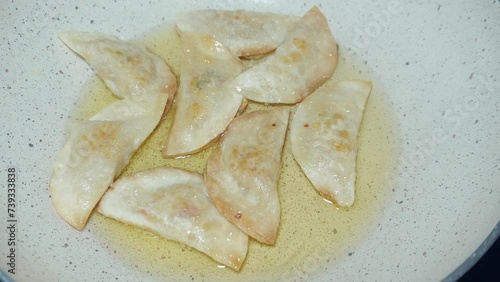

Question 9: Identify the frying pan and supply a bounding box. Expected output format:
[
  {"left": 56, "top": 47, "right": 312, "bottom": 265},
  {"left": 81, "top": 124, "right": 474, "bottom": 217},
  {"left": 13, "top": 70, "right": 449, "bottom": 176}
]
[{"left": 1, "top": 0, "right": 499, "bottom": 281}]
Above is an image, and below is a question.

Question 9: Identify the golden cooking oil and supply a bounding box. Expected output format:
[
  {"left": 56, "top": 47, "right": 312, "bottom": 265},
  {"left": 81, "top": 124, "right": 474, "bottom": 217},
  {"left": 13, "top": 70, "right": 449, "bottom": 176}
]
[{"left": 72, "top": 25, "right": 399, "bottom": 281}]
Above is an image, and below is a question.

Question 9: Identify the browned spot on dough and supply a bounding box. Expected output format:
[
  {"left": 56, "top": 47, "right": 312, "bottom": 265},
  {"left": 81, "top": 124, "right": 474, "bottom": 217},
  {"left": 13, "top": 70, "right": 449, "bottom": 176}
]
[
  {"left": 311, "top": 121, "right": 321, "bottom": 128},
  {"left": 318, "top": 189, "right": 337, "bottom": 205},
  {"left": 126, "top": 55, "right": 140, "bottom": 65},
  {"left": 188, "top": 102, "right": 204, "bottom": 120},
  {"left": 331, "top": 140, "right": 352, "bottom": 152},
  {"left": 333, "top": 113, "right": 344, "bottom": 120},
  {"left": 189, "top": 76, "right": 199, "bottom": 90},
  {"left": 340, "top": 130, "right": 349, "bottom": 138},
  {"left": 293, "top": 37, "right": 307, "bottom": 51},
  {"left": 280, "top": 51, "right": 303, "bottom": 64},
  {"left": 139, "top": 208, "right": 149, "bottom": 217}
]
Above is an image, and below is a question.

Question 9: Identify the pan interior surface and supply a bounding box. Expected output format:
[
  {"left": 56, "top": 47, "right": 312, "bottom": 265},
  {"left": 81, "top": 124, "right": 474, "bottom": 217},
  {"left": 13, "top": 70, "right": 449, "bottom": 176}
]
[{"left": 0, "top": 0, "right": 499, "bottom": 281}]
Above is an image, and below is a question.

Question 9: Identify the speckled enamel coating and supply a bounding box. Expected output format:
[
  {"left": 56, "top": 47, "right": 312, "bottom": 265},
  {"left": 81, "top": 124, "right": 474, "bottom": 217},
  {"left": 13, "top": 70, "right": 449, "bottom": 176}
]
[{"left": 0, "top": 0, "right": 499, "bottom": 281}]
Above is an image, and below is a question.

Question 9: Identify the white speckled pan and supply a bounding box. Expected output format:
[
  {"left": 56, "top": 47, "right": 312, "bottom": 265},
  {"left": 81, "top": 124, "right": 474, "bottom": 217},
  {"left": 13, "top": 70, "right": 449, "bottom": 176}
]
[{"left": 1, "top": 0, "right": 499, "bottom": 281}]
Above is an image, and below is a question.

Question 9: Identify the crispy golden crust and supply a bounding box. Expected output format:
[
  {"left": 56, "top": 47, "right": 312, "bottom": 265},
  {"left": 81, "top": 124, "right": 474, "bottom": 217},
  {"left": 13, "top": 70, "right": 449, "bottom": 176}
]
[
  {"left": 162, "top": 32, "right": 244, "bottom": 158},
  {"left": 50, "top": 31, "right": 176, "bottom": 230},
  {"left": 176, "top": 9, "right": 299, "bottom": 57},
  {"left": 97, "top": 167, "right": 248, "bottom": 270},
  {"left": 228, "top": 6, "right": 338, "bottom": 104},
  {"left": 205, "top": 108, "right": 289, "bottom": 245},
  {"left": 290, "top": 80, "right": 372, "bottom": 207}
]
